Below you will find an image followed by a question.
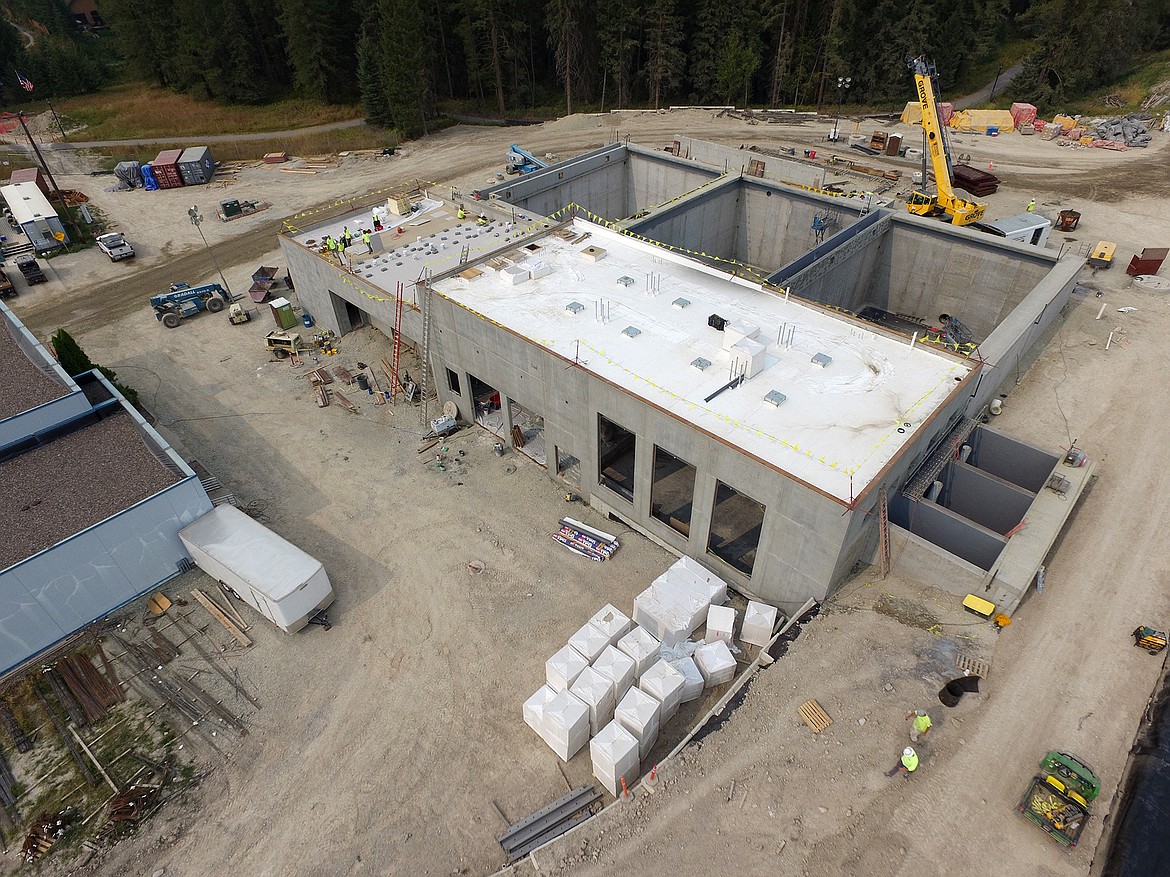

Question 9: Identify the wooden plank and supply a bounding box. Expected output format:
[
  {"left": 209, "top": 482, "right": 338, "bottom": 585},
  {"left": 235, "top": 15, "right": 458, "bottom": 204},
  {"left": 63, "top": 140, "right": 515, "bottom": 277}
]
[
  {"left": 279, "top": 168, "right": 317, "bottom": 174},
  {"left": 315, "top": 386, "right": 330, "bottom": 407},
  {"left": 215, "top": 583, "right": 251, "bottom": 630},
  {"left": 797, "top": 699, "right": 832, "bottom": 733},
  {"left": 334, "top": 391, "right": 358, "bottom": 413},
  {"left": 417, "top": 437, "right": 441, "bottom": 455},
  {"left": 334, "top": 366, "right": 354, "bottom": 384},
  {"left": 191, "top": 589, "right": 252, "bottom": 647}
]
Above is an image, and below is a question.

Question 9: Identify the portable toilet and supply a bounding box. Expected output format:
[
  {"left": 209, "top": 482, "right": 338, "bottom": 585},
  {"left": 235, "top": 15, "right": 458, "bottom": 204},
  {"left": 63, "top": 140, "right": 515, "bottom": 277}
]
[{"left": 270, "top": 296, "right": 297, "bottom": 329}]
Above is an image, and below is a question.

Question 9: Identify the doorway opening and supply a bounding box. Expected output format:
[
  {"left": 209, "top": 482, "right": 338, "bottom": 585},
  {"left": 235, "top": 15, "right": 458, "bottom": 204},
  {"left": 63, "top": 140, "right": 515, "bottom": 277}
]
[
  {"left": 508, "top": 398, "right": 546, "bottom": 467},
  {"left": 468, "top": 373, "right": 506, "bottom": 436}
]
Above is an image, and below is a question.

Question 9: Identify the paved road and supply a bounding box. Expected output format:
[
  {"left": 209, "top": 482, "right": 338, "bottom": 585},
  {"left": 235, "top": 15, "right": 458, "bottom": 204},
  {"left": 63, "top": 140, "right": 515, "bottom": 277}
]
[
  {"left": 5, "top": 117, "right": 369, "bottom": 152},
  {"left": 952, "top": 62, "right": 1026, "bottom": 110}
]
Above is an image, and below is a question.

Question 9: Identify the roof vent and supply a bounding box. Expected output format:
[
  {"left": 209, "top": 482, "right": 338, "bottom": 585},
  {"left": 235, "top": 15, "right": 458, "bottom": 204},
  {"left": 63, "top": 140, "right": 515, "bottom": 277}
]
[
  {"left": 566, "top": 301, "right": 585, "bottom": 314},
  {"left": 621, "top": 326, "right": 642, "bottom": 339},
  {"left": 764, "top": 390, "right": 787, "bottom": 407},
  {"left": 811, "top": 352, "right": 832, "bottom": 368},
  {"left": 672, "top": 297, "right": 691, "bottom": 309},
  {"left": 691, "top": 357, "right": 712, "bottom": 371},
  {"left": 581, "top": 245, "right": 607, "bottom": 262},
  {"left": 616, "top": 275, "right": 636, "bottom": 287}
]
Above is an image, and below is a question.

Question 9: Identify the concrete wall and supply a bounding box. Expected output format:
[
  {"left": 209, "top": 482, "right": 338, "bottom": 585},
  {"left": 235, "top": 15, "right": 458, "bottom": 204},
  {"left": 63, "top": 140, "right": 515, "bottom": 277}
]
[
  {"left": 479, "top": 144, "right": 720, "bottom": 222},
  {"left": 969, "top": 426, "right": 1059, "bottom": 492},
  {"left": 883, "top": 524, "right": 986, "bottom": 597},
  {"left": 896, "top": 498, "right": 1006, "bottom": 571},
  {"left": 943, "top": 462, "right": 1034, "bottom": 535},
  {"left": 279, "top": 237, "right": 425, "bottom": 344},
  {"left": 774, "top": 212, "right": 891, "bottom": 309}
]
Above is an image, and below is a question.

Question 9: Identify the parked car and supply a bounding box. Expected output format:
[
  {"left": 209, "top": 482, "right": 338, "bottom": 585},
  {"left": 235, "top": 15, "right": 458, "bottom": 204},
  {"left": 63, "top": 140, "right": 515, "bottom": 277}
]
[{"left": 96, "top": 232, "right": 135, "bottom": 262}]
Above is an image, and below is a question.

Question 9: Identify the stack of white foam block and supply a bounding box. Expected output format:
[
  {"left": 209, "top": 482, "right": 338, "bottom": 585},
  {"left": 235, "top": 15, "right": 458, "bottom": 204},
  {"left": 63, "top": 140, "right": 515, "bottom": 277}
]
[
  {"left": 524, "top": 684, "right": 557, "bottom": 735},
  {"left": 615, "top": 687, "right": 661, "bottom": 760},
  {"left": 570, "top": 666, "right": 616, "bottom": 735},
  {"left": 639, "top": 659, "right": 686, "bottom": 722},
  {"left": 618, "top": 626, "right": 660, "bottom": 677},
  {"left": 590, "top": 720, "right": 640, "bottom": 797},
  {"left": 543, "top": 689, "right": 591, "bottom": 761},
  {"left": 569, "top": 621, "right": 610, "bottom": 662},
  {"left": 705, "top": 605, "right": 736, "bottom": 644},
  {"left": 670, "top": 656, "right": 706, "bottom": 703},
  {"left": 633, "top": 559, "right": 729, "bottom": 644},
  {"left": 590, "top": 604, "right": 632, "bottom": 646},
  {"left": 741, "top": 600, "right": 780, "bottom": 647},
  {"left": 593, "top": 645, "right": 636, "bottom": 702},
  {"left": 695, "top": 640, "right": 736, "bottom": 687},
  {"left": 546, "top": 644, "right": 589, "bottom": 692}
]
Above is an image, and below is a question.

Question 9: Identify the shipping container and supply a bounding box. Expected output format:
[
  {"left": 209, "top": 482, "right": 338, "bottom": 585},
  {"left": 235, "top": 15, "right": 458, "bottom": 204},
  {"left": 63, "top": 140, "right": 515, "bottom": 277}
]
[
  {"left": 152, "top": 149, "right": 185, "bottom": 189},
  {"left": 8, "top": 167, "right": 51, "bottom": 200},
  {"left": 177, "top": 146, "right": 215, "bottom": 185}
]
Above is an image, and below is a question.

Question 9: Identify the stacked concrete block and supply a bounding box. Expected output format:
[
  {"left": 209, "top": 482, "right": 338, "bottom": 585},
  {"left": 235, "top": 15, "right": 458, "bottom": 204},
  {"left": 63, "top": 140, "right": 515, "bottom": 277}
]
[
  {"left": 569, "top": 621, "right": 610, "bottom": 662},
  {"left": 546, "top": 644, "right": 589, "bottom": 692},
  {"left": 615, "top": 687, "right": 661, "bottom": 761},
  {"left": 670, "top": 657, "right": 705, "bottom": 703},
  {"left": 590, "top": 720, "right": 640, "bottom": 797},
  {"left": 590, "top": 603, "right": 632, "bottom": 646},
  {"left": 695, "top": 640, "right": 736, "bottom": 687},
  {"left": 618, "top": 626, "right": 661, "bottom": 677},
  {"left": 639, "top": 659, "right": 686, "bottom": 722},
  {"left": 593, "top": 645, "right": 636, "bottom": 702},
  {"left": 634, "top": 559, "right": 729, "bottom": 644},
  {"left": 543, "top": 690, "right": 591, "bottom": 762},
  {"left": 570, "top": 666, "right": 617, "bottom": 736},
  {"left": 741, "top": 601, "right": 781, "bottom": 647},
  {"left": 524, "top": 684, "right": 557, "bottom": 736},
  {"left": 705, "top": 605, "right": 736, "bottom": 644}
]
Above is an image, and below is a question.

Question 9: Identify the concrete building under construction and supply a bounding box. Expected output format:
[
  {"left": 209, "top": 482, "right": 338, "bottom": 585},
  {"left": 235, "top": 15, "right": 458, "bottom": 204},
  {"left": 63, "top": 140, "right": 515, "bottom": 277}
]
[{"left": 278, "top": 138, "right": 1091, "bottom": 616}]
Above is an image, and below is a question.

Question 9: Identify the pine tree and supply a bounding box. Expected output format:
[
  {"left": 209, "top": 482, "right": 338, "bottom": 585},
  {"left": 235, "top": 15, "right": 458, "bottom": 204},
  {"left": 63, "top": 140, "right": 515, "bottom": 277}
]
[
  {"left": 375, "top": 0, "right": 434, "bottom": 137},
  {"left": 598, "top": 0, "right": 642, "bottom": 109},
  {"left": 51, "top": 330, "right": 95, "bottom": 377},
  {"left": 357, "top": 15, "right": 392, "bottom": 127},
  {"left": 547, "top": 0, "right": 586, "bottom": 113},
  {"left": 643, "top": 0, "right": 685, "bottom": 110}
]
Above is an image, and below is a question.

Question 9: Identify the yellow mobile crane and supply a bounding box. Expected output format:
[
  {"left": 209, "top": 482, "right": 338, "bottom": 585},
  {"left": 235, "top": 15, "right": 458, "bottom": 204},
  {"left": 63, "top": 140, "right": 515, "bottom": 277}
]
[{"left": 904, "top": 56, "right": 986, "bottom": 226}]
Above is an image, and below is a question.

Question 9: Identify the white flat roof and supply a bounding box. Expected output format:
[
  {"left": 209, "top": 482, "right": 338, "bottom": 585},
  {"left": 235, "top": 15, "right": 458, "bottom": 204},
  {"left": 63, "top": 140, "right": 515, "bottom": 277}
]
[
  {"left": 432, "top": 221, "right": 972, "bottom": 502},
  {"left": 1, "top": 182, "right": 57, "bottom": 226}
]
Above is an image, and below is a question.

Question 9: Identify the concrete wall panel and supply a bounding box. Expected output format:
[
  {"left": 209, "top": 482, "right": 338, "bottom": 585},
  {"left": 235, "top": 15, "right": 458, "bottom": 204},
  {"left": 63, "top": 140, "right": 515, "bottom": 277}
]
[
  {"left": 971, "top": 427, "right": 1059, "bottom": 491},
  {"left": 945, "top": 462, "right": 1034, "bottom": 535},
  {"left": 903, "top": 500, "right": 1005, "bottom": 571}
]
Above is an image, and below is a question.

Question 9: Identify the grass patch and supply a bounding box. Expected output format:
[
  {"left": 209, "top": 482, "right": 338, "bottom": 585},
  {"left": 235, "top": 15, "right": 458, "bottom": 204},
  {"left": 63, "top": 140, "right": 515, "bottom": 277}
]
[
  {"left": 1057, "top": 47, "right": 1170, "bottom": 115},
  {"left": 56, "top": 83, "right": 364, "bottom": 140},
  {"left": 955, "top": 37, "right": 1037, "bottom": 103}
]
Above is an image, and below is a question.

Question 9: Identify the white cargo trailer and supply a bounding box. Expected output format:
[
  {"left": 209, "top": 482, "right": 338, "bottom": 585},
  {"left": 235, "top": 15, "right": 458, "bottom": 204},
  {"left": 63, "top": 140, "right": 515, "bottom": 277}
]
[{"left": 179, "top": 504, "right": 334, "bottom": 633}]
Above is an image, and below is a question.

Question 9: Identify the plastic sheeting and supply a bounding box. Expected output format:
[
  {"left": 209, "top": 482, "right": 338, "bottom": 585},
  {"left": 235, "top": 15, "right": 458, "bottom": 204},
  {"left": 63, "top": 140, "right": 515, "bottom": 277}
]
[
  {"left": 900, "top": 101, "right": 953, "bottom": 125},
  {"left": 705, "top": 605, "right": 736, "bottom": 644},
  {"left": 591, "top": 720, "right": 640, "bottom": 797},
  {"left": 670, "top": 656, "right": 705, "bottom": 703},
  {"left": 615, "top": 687, "right": 661, "bottom": 760},
  {"left": 741, "top": 601, "right": 780, "bottom": 647},
  {"left": 524, "top": 684, "right": 557, "bottom": 735},
  {"left": 695, "top": 640, "right": 736, "bottom": 686},
  {"left": 570, "top": 666, "right": 616, "bottom": 736},
  {"left": 590, "top": 603, "right": 631, "bottom": 645},
  {"left": 114, "top": 161, "right": 143, "bottom": 188},
  {"left": 639, "top": 659, "right": 686, "bottom": 722},
  {"left": 569, "top": 621, "right": 610, "bottom": 662},
  {"left": 546, "top": 644, "right": 589, "bottom": 692},
  {"left": 948, "top": 109, "right": 1016, "bottom": 132},
  {"left": 543, "top": 690, "right": 590, "bottom": 762},
  {"left": 617, "top": 626, "right": 661, "bottom": 677},
  {"left": 593, "top": 645, "right": 636, "bottom": 701}
]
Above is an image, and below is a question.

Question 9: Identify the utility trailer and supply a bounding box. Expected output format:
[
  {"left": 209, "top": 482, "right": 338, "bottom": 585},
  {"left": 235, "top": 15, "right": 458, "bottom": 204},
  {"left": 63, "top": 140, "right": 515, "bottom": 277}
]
[
  {"left": 1018, "top": 751, "right": 1099, "bottom": 849},
  {"left": 179, "top": 504, "right": 334, "bottom": 633}
]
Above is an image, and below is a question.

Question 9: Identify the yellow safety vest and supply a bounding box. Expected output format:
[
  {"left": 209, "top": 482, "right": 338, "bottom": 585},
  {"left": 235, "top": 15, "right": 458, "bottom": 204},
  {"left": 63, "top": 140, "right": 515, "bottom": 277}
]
[
  {"left": 913, "top": 715, "right": 932, "bottom": 734},
  {"left": 902, "top": 751, "right": 919, "bottom": 772}
]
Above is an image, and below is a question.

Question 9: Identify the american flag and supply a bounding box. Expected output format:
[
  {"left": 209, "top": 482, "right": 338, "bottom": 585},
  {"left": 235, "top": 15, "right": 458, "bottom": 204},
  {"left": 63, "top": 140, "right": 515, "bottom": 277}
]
[{"left": 16, "top": 71, "right": 34, "bottom": 93}]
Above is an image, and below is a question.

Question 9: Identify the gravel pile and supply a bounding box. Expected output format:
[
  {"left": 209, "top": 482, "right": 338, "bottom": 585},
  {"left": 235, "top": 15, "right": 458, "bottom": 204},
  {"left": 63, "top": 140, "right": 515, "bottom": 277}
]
[
  {"left": 0, "top": 323, "right": 71, "bottom": 420},
  {"left": 0, "top": 413, "right": 181, "bottom": 570}
]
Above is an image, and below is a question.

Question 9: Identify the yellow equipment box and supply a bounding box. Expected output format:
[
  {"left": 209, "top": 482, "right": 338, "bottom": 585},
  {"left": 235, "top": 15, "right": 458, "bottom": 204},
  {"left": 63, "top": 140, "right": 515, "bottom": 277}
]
[
  {"left": 1088, "top": 241, "right": 1115, "bottom": 268},
  {"left": 963, "top": 594, "right": 996, "bottom": 619}
]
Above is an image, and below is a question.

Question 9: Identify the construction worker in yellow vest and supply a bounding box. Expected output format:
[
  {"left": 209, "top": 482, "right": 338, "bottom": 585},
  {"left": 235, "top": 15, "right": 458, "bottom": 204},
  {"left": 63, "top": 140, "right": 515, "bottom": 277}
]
[
  {"left": 363, "top": 230, "right": 372, "bottom": 253},
  {"left": 907, "top": 709, "right": 933, "bottom": 742},
  {"left": 457, "top": 206, "right": 466, "bottom": 220},
  {"left": 887, "top": 746, "right": 919, "bottom": 777}
]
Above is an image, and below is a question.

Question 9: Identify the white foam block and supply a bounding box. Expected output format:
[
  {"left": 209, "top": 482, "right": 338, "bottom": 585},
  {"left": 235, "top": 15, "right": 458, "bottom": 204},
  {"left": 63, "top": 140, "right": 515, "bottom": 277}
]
[
  {"left": 590, "top": 603, "right": 632, "bottom": 645},
  {"left": 523, "top": 684, "right": 557, "bottom": 736},
  {"left": 618, "top": 626, "right": 662, "bottom": 678},
  {"left": 705, "top": 605, "right": 737, "bottom": 645},
  {"left": 569, "top": 621, "right": 611, "bottom": 663},
  {"left": 590, "top": 720, "right": 640, "bottom": 797},
  {"left": 543, "top": 690, "right": 590, "bottom": 762},
  {"left": 570, "top": 666, "right": 617, "bottom": 736},
  {"left": 741, "top": 600, "right": 780, "bottom": 647},
  {"left": 546, "top": 644, "right": 589, "bottom": 692},
  {"left": 670, "top": 656, "right": 705, "bottom": 703},
  {"left": 615, "top": 687, "right": 662, "bottom": 761},
  {"left": 639, "top": 659, "right": 686, "bottom": 723},
  {"left": 667, "top": 558, "right": 728, "bottom": 607},
  {"left": 722, "top": 318, "right": 760, "bottom": 351},
  {"left": 593, "top": 645, "right": 636, "bottom": 701},
  {"left": 695, "top": 640, "right": 737, "bottom": 687}
]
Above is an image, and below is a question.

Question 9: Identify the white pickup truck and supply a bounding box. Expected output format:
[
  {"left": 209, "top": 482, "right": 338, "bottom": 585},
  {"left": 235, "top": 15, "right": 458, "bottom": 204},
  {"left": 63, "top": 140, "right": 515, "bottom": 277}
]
[{"left": 96, "top": 232, "right": 135, "bottom": 262}]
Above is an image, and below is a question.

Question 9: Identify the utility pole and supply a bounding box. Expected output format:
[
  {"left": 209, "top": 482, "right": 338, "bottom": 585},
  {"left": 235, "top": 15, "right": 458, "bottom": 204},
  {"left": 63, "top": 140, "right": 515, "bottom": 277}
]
[
  {"left": 16, "top": 111, "right": 82, "bottom": 245},
  {"left": 45, "top": 98, "right": 67, "bottom": 141}
]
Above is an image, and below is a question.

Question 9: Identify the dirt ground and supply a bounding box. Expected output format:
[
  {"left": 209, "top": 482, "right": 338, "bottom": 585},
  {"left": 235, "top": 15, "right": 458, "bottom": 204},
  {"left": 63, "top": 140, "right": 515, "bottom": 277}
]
[{"left": 4, "top": 108, "right": 1170, "bottom": 877}]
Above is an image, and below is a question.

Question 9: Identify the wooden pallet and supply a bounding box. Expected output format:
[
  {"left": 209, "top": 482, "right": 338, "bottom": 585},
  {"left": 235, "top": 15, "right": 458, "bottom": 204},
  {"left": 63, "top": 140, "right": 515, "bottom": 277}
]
[
  {"left": 306, "top": 367, "right": 333, "bottom": 386},
  {"left": 334, "top": 366, "right": 354, "bottom": 385},
  {"left": 797, "top": 699, "right": 833, "bottom": 733},
  {"left": 955, "top": 655, "right": 990, "bottom": 678}
]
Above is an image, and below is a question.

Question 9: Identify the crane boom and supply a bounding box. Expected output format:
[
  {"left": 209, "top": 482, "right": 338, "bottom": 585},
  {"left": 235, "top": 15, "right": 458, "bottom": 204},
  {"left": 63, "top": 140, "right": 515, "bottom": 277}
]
[{"left": 905, "top": 56, "right": 985, "bottom": 226}]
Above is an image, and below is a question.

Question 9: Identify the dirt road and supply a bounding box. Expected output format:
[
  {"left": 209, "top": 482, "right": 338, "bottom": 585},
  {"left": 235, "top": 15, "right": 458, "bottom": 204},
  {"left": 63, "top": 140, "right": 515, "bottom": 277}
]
[{"left": 8, "top": 109, "right": 1169, "bottom": 877}]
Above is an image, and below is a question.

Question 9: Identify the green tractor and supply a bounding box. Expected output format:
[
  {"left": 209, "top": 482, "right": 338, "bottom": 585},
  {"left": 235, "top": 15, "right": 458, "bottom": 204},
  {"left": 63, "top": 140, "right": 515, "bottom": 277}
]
[{"left": 1018, "top": 751, "right": 1100, "bottom": 849}]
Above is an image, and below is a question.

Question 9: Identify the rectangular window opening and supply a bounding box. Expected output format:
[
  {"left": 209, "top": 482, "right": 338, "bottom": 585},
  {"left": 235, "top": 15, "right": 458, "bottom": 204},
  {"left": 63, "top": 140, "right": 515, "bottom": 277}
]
[
  {"left": 598, "top": 414, "right": 637, "bottom": 502},
  {"left": 446, "top": 368, "right": 461, "bottom": 394},
  {"left": 651, "top": 446, "right": 696, "bottom": 537},
  {"left": 707, "top": 480, "right": 766, "bottom": 577}
]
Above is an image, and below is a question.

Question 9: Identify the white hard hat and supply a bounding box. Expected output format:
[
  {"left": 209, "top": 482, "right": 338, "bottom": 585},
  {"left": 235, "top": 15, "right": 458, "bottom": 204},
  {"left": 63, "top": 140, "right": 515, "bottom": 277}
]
[
  {"left": 916, "top": 709, "right": 927, "bottom": 717},
  {"left": 904, "top": 747, "right": 915, "bottom": 757}
]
